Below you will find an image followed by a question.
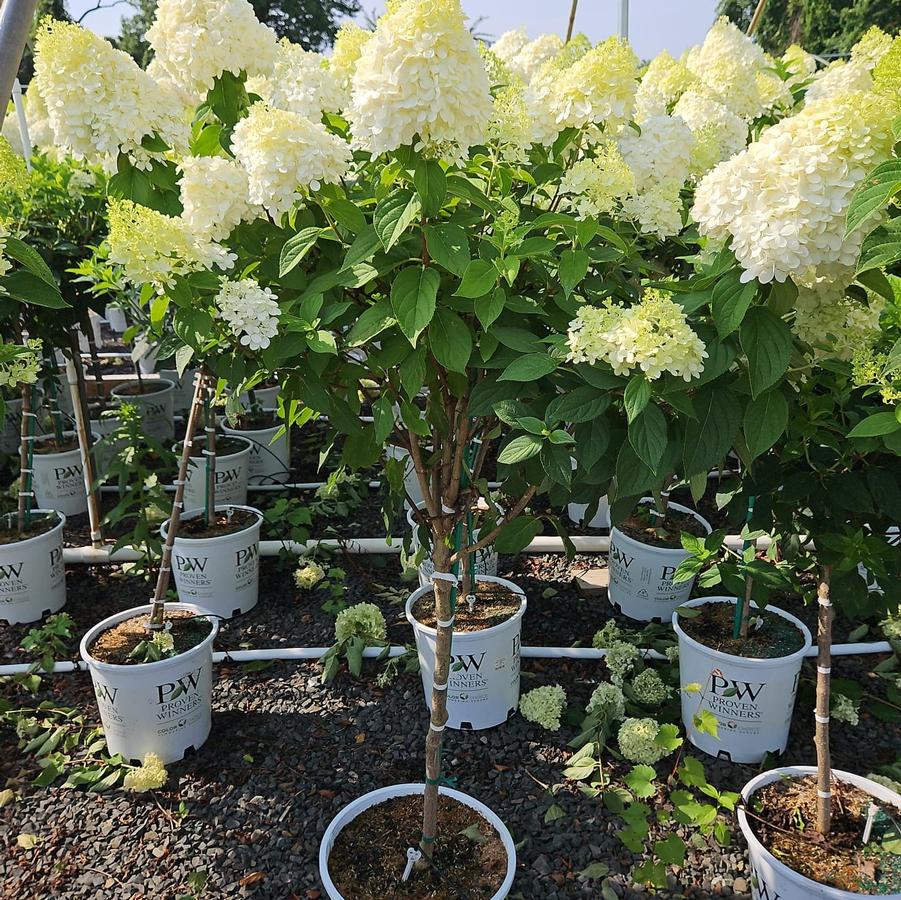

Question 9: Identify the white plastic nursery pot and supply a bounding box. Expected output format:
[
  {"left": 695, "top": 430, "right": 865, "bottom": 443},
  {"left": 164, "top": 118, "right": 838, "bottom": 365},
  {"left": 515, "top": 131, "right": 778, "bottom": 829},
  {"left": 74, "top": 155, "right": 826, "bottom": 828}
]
[
  {"left": 32, "top": 432, "right": 97, "bottom": 517},
  {"left": 406, "top": 575, "right": 526, "bottom": 731},
  {"left": 158, "top": 367, "right": 199, "bottom": 415},
  {"left": 110, "top": 379, "right": 176, "bottom": 442},
  {"left": 105, "top": 307, "right": 128, "bottom": 333},
  {"left": 673, "top": 597, "right": 812, "bottom": 764},
  {"left": 406, "top": 504, "right": 498, "bottom": 589},
  {"left": 240, "top": 384, "right": 280, "bottom": 408},
  {"left": 318, "top": 783, "right": 516, "bottom": 900},
  {"left": 181, "top": 436, "right": 252, "bottom": 511},
  {"left": 0, "top": 510, "right": 66, "bottom": 625},
  {"left": 567, "top": 495, "right": 610, "bottom": 529},
  {"left": 608, "top": 498, "right": 712, "bottom": 622},
  {"left": 221, "top": 411, "right": 290, "bottom": 486},
  {"left": 161, "top": 505, "right": 263, "bottom": 618},
  {"left": 738, "top": 766, "right": 901, "bottom": 899},
  {"left": 385, "top": 444, "right": 423, "bottom": 509},
  {"left": 80, "top": 602, "right": 219, "bottom": 764}
]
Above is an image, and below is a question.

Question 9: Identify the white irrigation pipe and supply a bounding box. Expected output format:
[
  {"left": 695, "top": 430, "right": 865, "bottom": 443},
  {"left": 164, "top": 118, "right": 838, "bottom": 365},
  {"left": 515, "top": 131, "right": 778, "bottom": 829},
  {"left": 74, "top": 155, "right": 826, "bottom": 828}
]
[{"left": 0, "top": 640, "right": 892, "bottom": 677}]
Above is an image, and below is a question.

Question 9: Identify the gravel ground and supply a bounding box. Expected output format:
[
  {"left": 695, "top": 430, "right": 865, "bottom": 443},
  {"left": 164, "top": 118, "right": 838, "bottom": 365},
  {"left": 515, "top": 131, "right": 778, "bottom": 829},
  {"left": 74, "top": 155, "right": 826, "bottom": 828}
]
[{"left": 1, "top": 550, "right": 899, "bottom": 900}]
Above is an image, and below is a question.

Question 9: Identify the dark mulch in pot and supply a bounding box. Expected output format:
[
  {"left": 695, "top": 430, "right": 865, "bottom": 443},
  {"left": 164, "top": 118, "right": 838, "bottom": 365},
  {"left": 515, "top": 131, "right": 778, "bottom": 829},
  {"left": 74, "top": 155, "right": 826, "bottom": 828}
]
[
  {"left": 411, "top": 581, "right": 523, "bottom": 633},
  {"left": 178, "top": 508, "right": 258, "bottom": 540},
  {"left": 617, "top": 507, "right": 710, "bottom": 549},
  {"left": 31, "top": 437, "right": 79, "bottom": 454},
  {"left": 678, "top": 601, "right": 807, "bottom": 658},
  {"left": 0, "top": 511, "right": 61, "bottom": 545},
  {"left": 328, "top": 794, "right": 507, "bottom": 899}
]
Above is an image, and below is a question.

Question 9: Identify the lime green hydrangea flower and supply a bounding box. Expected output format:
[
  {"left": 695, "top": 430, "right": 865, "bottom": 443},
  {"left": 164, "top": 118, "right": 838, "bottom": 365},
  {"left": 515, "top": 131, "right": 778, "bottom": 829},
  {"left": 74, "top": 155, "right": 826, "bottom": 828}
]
[
  {"left": 586, "top": 682, "right": 625, "bottom": 722},
  {"left": 294, "top": 561, "right": 326, "bottom": 590},
  {"left": 630, "top": 669, "right": 671, "bottom": 705},
  {"left": 617, "top": 717, "right": 670, "bottom": 765},
  {"left": 123, "top": 752, "right": 168, "bottom": 792},
  {"left": 335, "top": 603, "right": 386, "bottom": 644},
  {"left": 520, "top": 684, "right": 566, "bottom": 731}
]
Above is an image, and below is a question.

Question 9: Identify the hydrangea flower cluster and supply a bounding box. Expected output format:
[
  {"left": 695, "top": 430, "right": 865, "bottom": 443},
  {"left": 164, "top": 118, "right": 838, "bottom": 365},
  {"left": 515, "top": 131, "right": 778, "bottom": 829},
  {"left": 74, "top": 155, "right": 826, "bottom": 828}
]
[
  {"left": 567, "top": 292, "right": 707, "bottom": 381},
  {"left": 672, "top": 90, "right": 747, "bottom": 177},
  {"left": 586, "top": 682, "right": 626, "bottom": 722},
  {"left": 151, "top": 630, "right": 176, "bottom": 655},
  {"left": 633, "top": 50, "right": 698, "bottom": 121},
  {"left": 781, "top": 44, "right": 817, "bottom": 87},
  {"left": 806, "top": 26, "right": 893, "bottom": 103},
  {"left": 792, "top": 279, "right": 884, "bottom": 360},
  {"left": 329, "top": 23, "right": 372, "bottom": 107},
  {"left": 617, "top": 717, "right": 670, "bottom": 765},
  {"left": 0, "top": 340, "right": 42, "bottom": 388},
  {"left": 851, "top": 348, "right": 901, "bottom": 405},
  {"left": 604, "top": 641, "right": 640, "bottom": 686},
  {"left": 294, "top": 560, "right": 326, "bottom": 589},
  {"left": 497, "top": 32, "right": 564, "bottom": 84},
  {"left": 231, "top": 103, "right": 351, "bottom": 221},
  {"left": 519, "top": 684, "right": 566, "bottom": 731},
  {"left": 630, "top": 669, "right": 671, "bottom": 705},
  {"left": 34, "top": 20, "right": 188, "bottom": 170},
  {"left": 347, "top": 0, "right": 492, "bottom": 160},
  {"left": 831, "top": 694, "right": 860, "bottom": 726},
  {"left": 146, "top": 0, "right": 278, "bottom": 101},
  {"left": 248, "top": 39, "right": 342, "bottom": 118},
  {"left": 178, "top": 156, "right": 258, "bottom": 241},
  {"left": 123, "top": 752, "right": 168, "bottom": 792},
  {"left": 592, "top": 621, "right": 623, "bottom": 649},
  {"left": 214, "top": 277, "right": 280, "bottom": 351},
  {"left": 335, "top": 603, "right": 387, "bottom": 644},
  {"left": 691, "top": 90, "right": 895, "bottom": 285},
  {"left": 107, "top": 199, "right": 235, "bottom": 288},
  {"left": 561, "top": 142, "right": 635, "bottom": 218},
  {"left": 0, "top": 136, "right": 29, "bottom": 196},
  {"left": 487, "top": 78, "right": 537, "bottom": 162}
]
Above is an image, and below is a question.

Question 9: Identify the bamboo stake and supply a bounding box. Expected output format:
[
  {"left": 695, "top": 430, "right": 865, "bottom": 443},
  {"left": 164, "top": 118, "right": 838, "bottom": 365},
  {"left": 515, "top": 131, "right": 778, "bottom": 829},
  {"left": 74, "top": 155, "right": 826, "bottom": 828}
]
[
  {"left": 746, "top": 0, "right": 768, "bottom": 37},
  {"left": 16, "top": 380, "right": 34, "bottom": 535},
  {"left": 148, "top": 368, "right": 208, "bottom": 631},
  {"left": 203, "top": 384, "right": 216, "bottom": 526},
  {"left": 65, "top": 355, "right": 104, "bottom": 550},
  {"left": 565, "top": 0, "right": 578, "bottom": 42},
  {"left": 815, "top": 565, "right": 833, "bottom": 834}
]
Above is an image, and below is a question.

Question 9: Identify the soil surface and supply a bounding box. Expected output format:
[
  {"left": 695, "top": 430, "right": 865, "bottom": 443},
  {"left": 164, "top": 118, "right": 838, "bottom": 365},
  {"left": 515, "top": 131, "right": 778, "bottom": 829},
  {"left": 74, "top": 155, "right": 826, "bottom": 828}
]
[
  {"left": 412, "top": 582, "right": 523, "bottom": 633},
  {"left": 748, "top": 775, "right": 901, "bottom": 894},
  {"left": 0, "top": 511, "right": 60, "bottom": 545},
  {"left": 227, "top": 411, "right": 279, "bottom": 431},
  {"left": 186, "top": 436, "right": 248, "bottom": 459},
  {"left": 113, "top": 381, "right": 170, "bottom": 398},
  {"left": 328, "top": 794, "right": 507, "bottom": 899},
  {"left": 32, "top": 437, "right": 79, "bottom": 455},
  {"left": 617, "top": 507, "right": 709, "bottom": 549},
  {"left": 178, "top": 508, "right": 259, "bottom": 539},
  {"left": 678, "top": 601, "right": 807, "bottom": 659},
  {"left": 88, "top": 610, "right": 213, "bottom": 665}
]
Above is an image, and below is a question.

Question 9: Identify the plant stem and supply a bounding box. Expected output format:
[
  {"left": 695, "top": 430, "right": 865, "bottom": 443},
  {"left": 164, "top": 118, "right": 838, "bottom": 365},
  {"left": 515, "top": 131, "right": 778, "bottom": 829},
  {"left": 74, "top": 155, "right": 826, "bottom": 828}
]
[
  {"left": 204, "top": 386, "right": 216, "bottom": 527},
  {"left": 565, "top": 0, "right": 578, "bottom": 41},
  {"left": 815, "top": 564, "right": 833, "bottom": 835},
  {"left": 148, "top": 369, "right": 208, "bottom": 631}
]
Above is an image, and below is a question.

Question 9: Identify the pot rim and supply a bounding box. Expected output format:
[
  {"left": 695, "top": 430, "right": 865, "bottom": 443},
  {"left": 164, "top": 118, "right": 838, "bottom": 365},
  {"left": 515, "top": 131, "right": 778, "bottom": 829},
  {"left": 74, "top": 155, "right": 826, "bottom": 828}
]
[
  {"left": 32, "top": 431, "right": 100, "bottom": 454},
  {"left": 611, "top": 496, "right": 712, "bottom": 557},
  {"left": 318, "top": 782, "right": 517, "bottom": 900},
  {"left": 672, "top": 595, "right": 812, "bottom": 666},
  {"left": 161, "top": 504, "right": 263, "bottom": 544},
  {"left": 405, "top": 574, "right": 526, "bottom": 639},
  {"left": 220, "top": 410, "right": 283, "bottom": 435},
  {"left": 173, "top": 434, "right": 254, "bottom": 460},
  {"left": 79, "top": 602, "right": 219, "bottom": 672},
  {"left": 0, "top": 509, "right": 66, "bottom": 549},
  {"left": 737, "top": 766, "right": 901, "bottom": 899},
  {"left": 110, "top": 378, "right": 175, "bottom": 399}
]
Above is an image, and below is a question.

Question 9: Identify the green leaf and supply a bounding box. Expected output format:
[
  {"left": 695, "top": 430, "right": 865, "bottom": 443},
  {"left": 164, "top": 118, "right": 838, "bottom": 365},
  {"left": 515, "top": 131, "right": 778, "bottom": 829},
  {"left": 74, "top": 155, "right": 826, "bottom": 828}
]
[
  {"left": 424, "top": 224, "right": 469, "bottom": 276},
  {"left": 454, "top": 259, "right": 497, "bottom": 298},
  {"left": 346, "top": 300, "right": 396, "bottom": 346},
  {"left": 1, "top": 271, "right": 68, "bottom": 308},
  {"left": 2, "top": 237, "right": 57, "bottom": 285},
  {"left": 634, "top": 860, "right": 667, "bottom": 889},
  {"left": 498, "top": 434, "right": 542, "bottom": 464},
  {"left": 340, "top": 226, "right": 381, "bottom": 272},
  {"left": 373, "top": 190, "right": 421, "bottom": 251},
  {"left": 711, "top": 270, "right": 756, "bottom": 338},
  {"left": 654, "top": 834, "right": 686, "bottom": 867},
  {"left": 693, "top": 709, "right": 719, "bottom": 738},
  {"left": 498, "top": 353, "right": 558, "bottom": 382},
  {"left": 495, "top": 516, "right": 542, "bottom": 553},
  {"left": 740, "top": 307, "right": 792, "bottom": 398},
  {"left": 544, "top": 804, "right": 566, "bottom": 824},
  {"left": 545, "top": 386, "right": 610, "bottom": 424},
  {"left": 845, "top": 158, "right": 901, "bottom": 235},
  {"left": 857, "top": 219, "right": 901, "bottom": 274},
  {"left": 580, "top": 863, "right": 610, "bottom": 879},
  {"left": 624, "top": 377, "right": 651, "bottom": 423},
  {"left": 743, "top": 389, "right": 788, "bottom": 460},
  {"left": 428, "top": 309, "right": 471, "bottom": 373},
  {"left": 322, "top": 197, "right": 366, "bottom": 234},
  {"left": 628, "top": 403, "right": 667, "bottom": 473},
  {"left": 280, "top": 228, "right": 323, "bottom": 277},
  {"left": 683, "top": 388, "right": 742, "bottom": 478},
  {"left": 654, "top": 723, "right": 683, "bottom": 751},
  {"left": 206, "top": 70, "right": 249, "bottom": 126},
  {"left": 624, "top": 765, "right": 657, "bottom": 799},
  {"left": 541, "top": 442, "right": 572, "bottom": 486},
  {"left": 390, "top": 265, "right": 440, "bottom": 346},
  {"left": 476, "top": 286, "right": 506, "bottom": 330},
  {"left": 848, "top": 411, "right": 901, "bottom": 438},
  {"left": 559, "top": 248, "right": 590, "bottom": 296},
  {"left": 413, "top": 158, "right": 447, "bottom": 217}
]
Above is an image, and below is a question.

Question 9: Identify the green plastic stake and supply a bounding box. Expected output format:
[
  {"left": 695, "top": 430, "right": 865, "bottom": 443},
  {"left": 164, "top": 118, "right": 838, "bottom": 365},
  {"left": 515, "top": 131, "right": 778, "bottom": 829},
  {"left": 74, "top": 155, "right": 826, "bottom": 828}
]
[{"left": 733, "top": 494, "right": 756, "bottom": 640}]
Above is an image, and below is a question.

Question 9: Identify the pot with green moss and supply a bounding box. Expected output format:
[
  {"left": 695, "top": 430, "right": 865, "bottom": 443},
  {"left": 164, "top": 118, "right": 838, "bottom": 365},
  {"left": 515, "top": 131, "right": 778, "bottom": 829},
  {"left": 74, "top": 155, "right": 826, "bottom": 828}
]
[
  {"left": 673, "top": 596, "right": 811, "bottom": 764},
  {"left": 80, "top": 602, "right": 218, "bottom": 764}
]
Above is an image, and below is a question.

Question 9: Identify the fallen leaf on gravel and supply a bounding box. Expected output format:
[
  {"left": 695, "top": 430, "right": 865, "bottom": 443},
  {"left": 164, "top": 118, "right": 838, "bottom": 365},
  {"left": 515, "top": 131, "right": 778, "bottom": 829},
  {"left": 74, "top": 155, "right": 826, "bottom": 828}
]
[
  {"left": 239, "top": 871, "right": 266, "bottom": 887},
  {"left": 0, "top": 789, "right": 15, "bottom": 808},
  {"left": 16, "top": 833, "right": 42, "bottom": 850},
  {"left": 355, "top": 733, "right": 366, "bottom": 744},
  {"left": 318, "top": 789, "right": 336, "bottom": 799},
  {"left": 305, "top": 891, "right": 321, "bottom": 899}
]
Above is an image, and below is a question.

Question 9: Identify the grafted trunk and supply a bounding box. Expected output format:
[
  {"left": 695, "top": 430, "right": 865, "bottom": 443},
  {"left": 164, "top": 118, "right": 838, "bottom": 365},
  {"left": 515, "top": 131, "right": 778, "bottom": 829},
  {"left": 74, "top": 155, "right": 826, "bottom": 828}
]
[{"left": 815, "top": 565, "right": 833, "bottom": 835}]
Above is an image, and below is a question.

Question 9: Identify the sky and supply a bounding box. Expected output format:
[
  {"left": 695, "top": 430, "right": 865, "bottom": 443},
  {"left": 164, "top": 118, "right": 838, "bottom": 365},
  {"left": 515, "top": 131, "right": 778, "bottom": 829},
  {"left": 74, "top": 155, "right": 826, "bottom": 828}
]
[{"left": 68, "top": 0, "right": 721, "bottom": 60}]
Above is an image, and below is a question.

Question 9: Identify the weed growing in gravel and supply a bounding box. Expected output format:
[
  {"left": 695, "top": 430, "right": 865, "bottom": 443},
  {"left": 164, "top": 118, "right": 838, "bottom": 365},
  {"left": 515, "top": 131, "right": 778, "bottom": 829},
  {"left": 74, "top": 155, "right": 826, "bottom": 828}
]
[{"left": 15, "top": 613, "right": 75, "bottom": 692}]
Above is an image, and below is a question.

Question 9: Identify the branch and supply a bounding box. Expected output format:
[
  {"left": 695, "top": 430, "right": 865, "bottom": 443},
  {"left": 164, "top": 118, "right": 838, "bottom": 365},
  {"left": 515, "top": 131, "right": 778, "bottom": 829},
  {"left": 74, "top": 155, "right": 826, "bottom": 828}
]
[
  {"left": 76, "top": 0, "right": 132, "bottom": 24},
  {"left": 450, "top": 485, "right": 538, "bottom": 565}
]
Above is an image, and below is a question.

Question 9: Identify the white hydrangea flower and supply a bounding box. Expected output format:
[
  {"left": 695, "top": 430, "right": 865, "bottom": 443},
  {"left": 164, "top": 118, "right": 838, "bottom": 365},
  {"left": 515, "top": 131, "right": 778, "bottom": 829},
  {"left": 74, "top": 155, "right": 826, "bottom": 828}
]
[
  {"left": 634, "top": 50, "right": 699, "bottom": 122},
  {"left": 146, "top": 0, "right": 278, "bottom": 102},
  {"left": 806, "top": 26, "right": 892, "bottom": 102},
  {"left": 560, "top": 142, "right": 635, "bottom": 218},
  {"left": 490, "top": 28, "right": 530, "bottom": 69},
  {"left": 0, "top": 338, "right": 41, "bottom": 387},
  {"left": 684, "top": 17, "right": 771, "bottom": 120},
  {"left": 672, "top": 90, "right": 747, "bottom": 176},
  {"left": 123, "top": 752, "right": 168, "bottom": 792},
  {"left": 107, "top": 199, "right": 235, "bottom": 288},
  {"left": 604, "top": 640, "right": 641, "bottom": 686},
  {"left": 617, "top": 717, "right": 670, "bottom": 765},
  {"left": 831, "top": 693, "right": 860, "bottom": 726},
  {"left": 630, "top": 669, "right": 671, "bottom": 705},
  {"left": 215, "top": 277, "right": 280, "bottom": 351},
  {"left": 519, "top": 684, "right": 567, "bottom": 731},
  {"left": 756, "top": 60, "right": 793, "bottom": 113},
  {"left": 231, "top": 103, "right": 351, "bottom": 221},
  {"left": 248, "top": 38, "right": 343, "bottom": 118},
  {"left": 691, "top": 90, "right": 895, "bottom": 284},
  {"left": 67, "top": 168, "right": 97, "bottom": 197},
  {"left": 335, "top": 603, "right": 387, "bottom": 644},
  {"left": 179, "top": 156, "right": 259, "bottom": 241},
  {"left": 586, "top": 682, "right": 626, "bottom": 722},
  {"left": 506, "top": 33, "right": 564, "bottom": 83},
  {"left": 33, "top": 20, "right": 189, "bottom": 170},
  {"left": 329, "top": 23, "right": 372, "bottom": 108},
  {"left": 347, "top": 0, "right": 493, "bottom": 160},
  {"left": 567, "top": 291, "right": 707, "bottom": 382},
  {"left": 487, "top": 78, "right": 537, "bottom": 162},
  {"left": 294, "top": 560, "right": 326, "bottom": 589}
]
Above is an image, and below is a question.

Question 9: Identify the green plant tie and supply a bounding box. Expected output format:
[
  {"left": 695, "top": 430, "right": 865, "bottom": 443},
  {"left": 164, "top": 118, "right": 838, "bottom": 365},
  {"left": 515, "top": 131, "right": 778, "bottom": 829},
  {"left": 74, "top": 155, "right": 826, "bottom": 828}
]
[{"left": 733, "top": 494, "right": 756, "bottom": 640}]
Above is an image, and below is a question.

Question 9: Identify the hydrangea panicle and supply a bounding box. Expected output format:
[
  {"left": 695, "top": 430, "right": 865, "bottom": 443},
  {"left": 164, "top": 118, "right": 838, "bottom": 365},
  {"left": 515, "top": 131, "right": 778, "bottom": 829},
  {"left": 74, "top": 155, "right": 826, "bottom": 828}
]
[
  {"left": 123, "top": 752, "right": 168, "bottom": 792},
  {"left": 215, "top": 278, "right": 280, "bottom": 351},
  {"left": 335, "top": 603, "right": 387, "bottom": 644},
  {"left": 179, "top": 156, "right": 258, "bottom": 241},
  {"left": 519, "top": 684, "right": 566, "bottom": 731},
  {"left": 294, "top": 560, "right": 326, "bottom": 589},
  {"left": 617, "top": 717, "right": 670, "bottom": 765}
]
